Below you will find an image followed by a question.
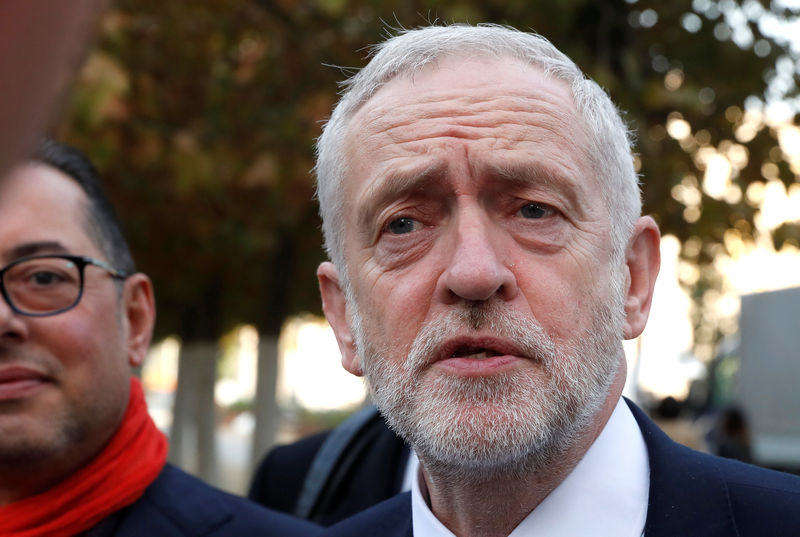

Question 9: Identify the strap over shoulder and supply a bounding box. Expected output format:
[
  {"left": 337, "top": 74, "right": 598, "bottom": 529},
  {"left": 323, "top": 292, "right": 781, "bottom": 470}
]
[{"left": 293, "top": 404, "right": 382, "bottom": 519}]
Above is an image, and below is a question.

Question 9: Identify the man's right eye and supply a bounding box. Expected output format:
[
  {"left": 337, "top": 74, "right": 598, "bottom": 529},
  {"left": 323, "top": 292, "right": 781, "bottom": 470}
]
[
  {"left": 386, "top": 217, "right": 420, "bottom": 235},
  {"left": 31, "top": 271, "right": 62, "bottom": 286}
]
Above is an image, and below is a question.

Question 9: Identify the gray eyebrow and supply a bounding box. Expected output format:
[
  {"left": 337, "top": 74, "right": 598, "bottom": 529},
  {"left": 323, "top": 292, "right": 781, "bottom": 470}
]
[
  {"left": 357, "top": 164, "right": 447, "bottom": 233},
  {"left": 490, "top": 162, "right": 575, "bottom": 189},
  {"left": 487, "top": 162, "right": 583, "bottom": 209},
  {"left": 354, "top": 158, "right": 586, "bottom": 236}
]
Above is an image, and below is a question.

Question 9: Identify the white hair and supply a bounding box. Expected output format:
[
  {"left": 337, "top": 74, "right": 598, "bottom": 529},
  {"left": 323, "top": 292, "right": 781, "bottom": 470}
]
[{"left": 315, "top": 23, "right": 642, "bottom": 287}]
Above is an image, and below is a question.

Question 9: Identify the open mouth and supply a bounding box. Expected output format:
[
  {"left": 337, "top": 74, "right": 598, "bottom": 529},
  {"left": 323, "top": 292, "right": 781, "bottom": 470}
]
[{"left": 450, "top": 346, "right": 503, "bottom": 360}]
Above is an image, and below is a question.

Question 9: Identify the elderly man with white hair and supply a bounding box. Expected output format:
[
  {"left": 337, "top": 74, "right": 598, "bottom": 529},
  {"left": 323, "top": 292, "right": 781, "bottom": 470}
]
[{"left": 308, "top": 24, "right": 800, "bottom": 537}]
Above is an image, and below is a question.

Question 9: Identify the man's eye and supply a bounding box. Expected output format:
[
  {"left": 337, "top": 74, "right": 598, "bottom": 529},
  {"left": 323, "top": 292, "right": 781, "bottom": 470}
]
[
  {"left": 386, "top": 217, "right": 420, "bottom": 235},
  {"left": 30, "top": 271, "right": 67, "bottom": 286},
  {"left": 519, "top": 203, "right": 553, "bottom": 219}
]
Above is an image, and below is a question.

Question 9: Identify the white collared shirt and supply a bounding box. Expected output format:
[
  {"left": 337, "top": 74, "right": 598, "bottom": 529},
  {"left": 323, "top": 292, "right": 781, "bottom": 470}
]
[{"left": 409, "top": 398, "right": 650, "bottom": 537}]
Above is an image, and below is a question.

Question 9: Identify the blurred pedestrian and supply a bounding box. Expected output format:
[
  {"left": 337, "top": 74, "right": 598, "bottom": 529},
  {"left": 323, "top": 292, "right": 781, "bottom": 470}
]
[{"left": 715, "top": 406, "right": 753, "bottom": 463}]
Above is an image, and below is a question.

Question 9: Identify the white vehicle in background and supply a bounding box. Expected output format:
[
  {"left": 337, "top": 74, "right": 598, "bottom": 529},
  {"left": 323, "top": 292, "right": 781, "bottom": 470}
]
[{"left": 734, "top": 286, "right": 800, "bottom": 471}]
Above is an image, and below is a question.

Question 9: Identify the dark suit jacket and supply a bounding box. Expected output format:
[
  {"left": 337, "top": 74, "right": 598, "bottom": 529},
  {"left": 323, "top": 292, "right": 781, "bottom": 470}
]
[
  {"left": 249, "top": 410, "right": 409, "bottom": 526},
  {"left": 87, "top": 463, "right": 321, "bottom": 536},
  {"left": 324, "top": 400, "right": 800, "bottom": 536}
]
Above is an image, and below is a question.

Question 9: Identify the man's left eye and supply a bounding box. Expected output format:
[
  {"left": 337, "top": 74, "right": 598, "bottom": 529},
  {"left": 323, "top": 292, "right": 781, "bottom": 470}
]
[
  {"left": 519, "top": 203, "right": 553, "bottom": 219},
  {"left": 386, "top": 217, "right": 420, "bottom": 235}
]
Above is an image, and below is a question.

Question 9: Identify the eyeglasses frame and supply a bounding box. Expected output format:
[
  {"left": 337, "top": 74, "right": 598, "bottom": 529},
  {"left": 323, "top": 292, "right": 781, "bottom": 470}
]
[{"left": 0, "top": 254, "right": 129, "bottom": 317}]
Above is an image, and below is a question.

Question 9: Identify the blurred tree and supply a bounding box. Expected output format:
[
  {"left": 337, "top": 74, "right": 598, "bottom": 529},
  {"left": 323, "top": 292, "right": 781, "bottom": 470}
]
[
  {"left": 56, "top": 0, "right": 798, "bottom": 474},
  {"left": 58, "top": 1, "right": 333, "bottom": 474}
]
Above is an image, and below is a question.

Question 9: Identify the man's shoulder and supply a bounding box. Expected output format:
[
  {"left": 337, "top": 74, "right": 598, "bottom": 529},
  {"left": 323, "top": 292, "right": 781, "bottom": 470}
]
[
  {"left": 629, "top": 400, "right": 800, "bottom": 536},
  {"left": 117, "top": 464, "right": 321, "bottom": 536},
  {"left": 673, "top": 441, "right": 800, "bottom": 502},
  {"left": 631, "top": 399, "right": 800, "bottom": 494},
  {"left": 715, "top": 454, "right": 800, "bottom": 521},
  {"left": 663, "top": 442, "right": 800, "bottom": 535},
  {"left": 324, "top": 492, "right": 412, "bottom": 537}
]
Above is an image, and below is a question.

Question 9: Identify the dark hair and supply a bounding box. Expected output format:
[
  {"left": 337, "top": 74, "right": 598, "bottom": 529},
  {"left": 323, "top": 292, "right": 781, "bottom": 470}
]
[{"left": 32, "top": 139, "right": 136, "bottom": 275}]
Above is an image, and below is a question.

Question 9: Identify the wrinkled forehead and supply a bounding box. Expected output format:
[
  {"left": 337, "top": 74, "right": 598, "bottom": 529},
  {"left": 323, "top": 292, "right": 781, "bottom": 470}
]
[
  {"left": 340, "top": 54, "right": 595, "bottom": 197},
  {"left": 352, "top": 54, "right": 579, "bottom": 125}
]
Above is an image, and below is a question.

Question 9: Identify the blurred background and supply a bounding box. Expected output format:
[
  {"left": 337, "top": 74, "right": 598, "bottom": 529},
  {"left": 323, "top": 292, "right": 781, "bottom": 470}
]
[{"left": 46, "top": 0, "right": 800, "bottom": 493}]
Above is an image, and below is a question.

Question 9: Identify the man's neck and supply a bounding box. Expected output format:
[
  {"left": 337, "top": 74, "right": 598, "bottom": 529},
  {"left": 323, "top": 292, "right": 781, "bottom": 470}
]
[
  {"left": 421, "top": 456, "right": 578, "bottom": 537},
  {"left": 418, "top": 387, "right": 623, "bottom": 537}
]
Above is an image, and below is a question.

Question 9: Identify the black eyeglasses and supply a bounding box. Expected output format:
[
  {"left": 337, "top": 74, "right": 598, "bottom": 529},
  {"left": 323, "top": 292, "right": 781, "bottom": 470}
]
[{"left": 0, "top": 254, "right": 129, "bottom": 317}]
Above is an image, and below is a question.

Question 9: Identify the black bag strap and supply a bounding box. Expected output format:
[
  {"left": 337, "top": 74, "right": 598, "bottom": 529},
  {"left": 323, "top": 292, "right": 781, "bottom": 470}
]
[{"left": 293, "top": 404, "right": 380, "bottom": 519}]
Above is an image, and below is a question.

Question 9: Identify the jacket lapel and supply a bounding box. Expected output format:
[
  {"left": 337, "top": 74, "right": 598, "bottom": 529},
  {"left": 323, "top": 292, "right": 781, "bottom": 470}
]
[
  {"left": 627, "top": 400, "right": 737, "bottom": 537},
  {"left": 325, "top": 492, "right": 412, "bottom": 537}
]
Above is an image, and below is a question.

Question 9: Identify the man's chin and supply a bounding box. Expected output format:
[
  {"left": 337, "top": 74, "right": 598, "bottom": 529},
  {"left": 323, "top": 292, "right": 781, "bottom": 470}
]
[
  {"left": 384, "top": 389, "right": 570, "bottom": 473},
  {"left": 0, "top": 427, "right": 71, "bottom": 464},
  {"left": 403, "top": 411, "right": 569, "bottom": 479},
  {"left": 0, "top": 404, "right": 85, "bottom": 466}
]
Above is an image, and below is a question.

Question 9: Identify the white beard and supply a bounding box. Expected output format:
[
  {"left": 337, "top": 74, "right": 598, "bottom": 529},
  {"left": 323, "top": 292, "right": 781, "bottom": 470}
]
[{"left": 353, "top": 294, "right": 625, "bottom": 479}]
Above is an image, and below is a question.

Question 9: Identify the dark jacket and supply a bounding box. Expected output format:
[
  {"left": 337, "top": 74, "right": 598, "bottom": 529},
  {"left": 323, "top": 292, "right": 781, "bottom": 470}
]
[
  {"left": 323, "top": 400, "right": 800, "bottom": 536},
  {"left": 87, "top": 463, "right": 321, "bottom": 536},
  {"left": 249, "top": 406, "right": 409, "bottom": 526}
]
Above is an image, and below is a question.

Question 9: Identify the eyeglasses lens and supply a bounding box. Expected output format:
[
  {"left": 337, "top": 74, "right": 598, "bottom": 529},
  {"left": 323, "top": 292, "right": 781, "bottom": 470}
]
[{"left": 4, "top": 257, "right": 81, "bottom": 314}]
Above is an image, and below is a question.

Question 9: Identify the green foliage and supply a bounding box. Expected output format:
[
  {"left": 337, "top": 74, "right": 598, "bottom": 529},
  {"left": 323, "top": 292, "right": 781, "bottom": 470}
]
[{"left": 57, "top": 0, "right": 799, "bottom": 349}]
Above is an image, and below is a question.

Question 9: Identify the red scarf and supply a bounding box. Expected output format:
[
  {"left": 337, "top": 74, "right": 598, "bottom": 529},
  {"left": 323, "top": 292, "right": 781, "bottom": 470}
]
[{"left": 0, "top": 377, "right": 168, "bottom": 537}]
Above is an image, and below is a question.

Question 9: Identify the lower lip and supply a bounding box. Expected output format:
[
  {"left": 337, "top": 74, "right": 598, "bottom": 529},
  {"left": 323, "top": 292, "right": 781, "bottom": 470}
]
[
  {"left": 433, "top": 355, "right": 523, "bottom": 376},
  {"left": 0, "top": 379, "right": 48, "bottom": 401}
]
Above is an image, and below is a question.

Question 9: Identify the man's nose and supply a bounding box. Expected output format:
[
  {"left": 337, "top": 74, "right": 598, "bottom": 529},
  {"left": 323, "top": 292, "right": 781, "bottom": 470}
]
[
  {"left": 0, "top": 290, "right": 28, "bottom": 342},
  {"left": 436, "top": 215, "right": 519, "bottom": 304}
]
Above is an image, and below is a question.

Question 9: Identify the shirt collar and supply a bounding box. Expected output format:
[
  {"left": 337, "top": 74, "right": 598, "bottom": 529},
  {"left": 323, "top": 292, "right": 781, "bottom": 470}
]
[{"left": 410, "top": 398, "right": 650, "bottom": 537}]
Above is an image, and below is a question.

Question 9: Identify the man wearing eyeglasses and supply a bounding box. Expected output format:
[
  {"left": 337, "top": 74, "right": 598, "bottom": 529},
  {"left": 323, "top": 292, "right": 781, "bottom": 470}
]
[{"left": 0, "top": 140, "right": 319, "bottom": 537}]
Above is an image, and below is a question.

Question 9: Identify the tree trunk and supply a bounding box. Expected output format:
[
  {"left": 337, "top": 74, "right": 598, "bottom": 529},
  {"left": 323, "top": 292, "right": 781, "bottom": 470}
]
[
  {"left": 168, "top": 343, "right": 196, "bottom": 470},
  {"left": 194, "top": 341, "right": 219, "bottom": 484},
  {"left": 251, "top": 335, "right": 280, "bottom": 471},
  {"left": 168, "top": 340, "right": 219, "bottom": 485},
  {"left": 251, "top": 229, "right": 295, "bottom": 469}
]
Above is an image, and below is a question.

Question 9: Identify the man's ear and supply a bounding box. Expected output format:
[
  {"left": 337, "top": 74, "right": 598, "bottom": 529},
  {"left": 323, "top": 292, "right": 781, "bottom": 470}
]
[
  {"left": 121, "top": 273, "right": 156, "bottom": 368},
  {"left": 623, "top": 216, "right": 661, "bottom": 340},
  {"left": 317, "top": 261, "right": 362, "bottom": 377}
]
